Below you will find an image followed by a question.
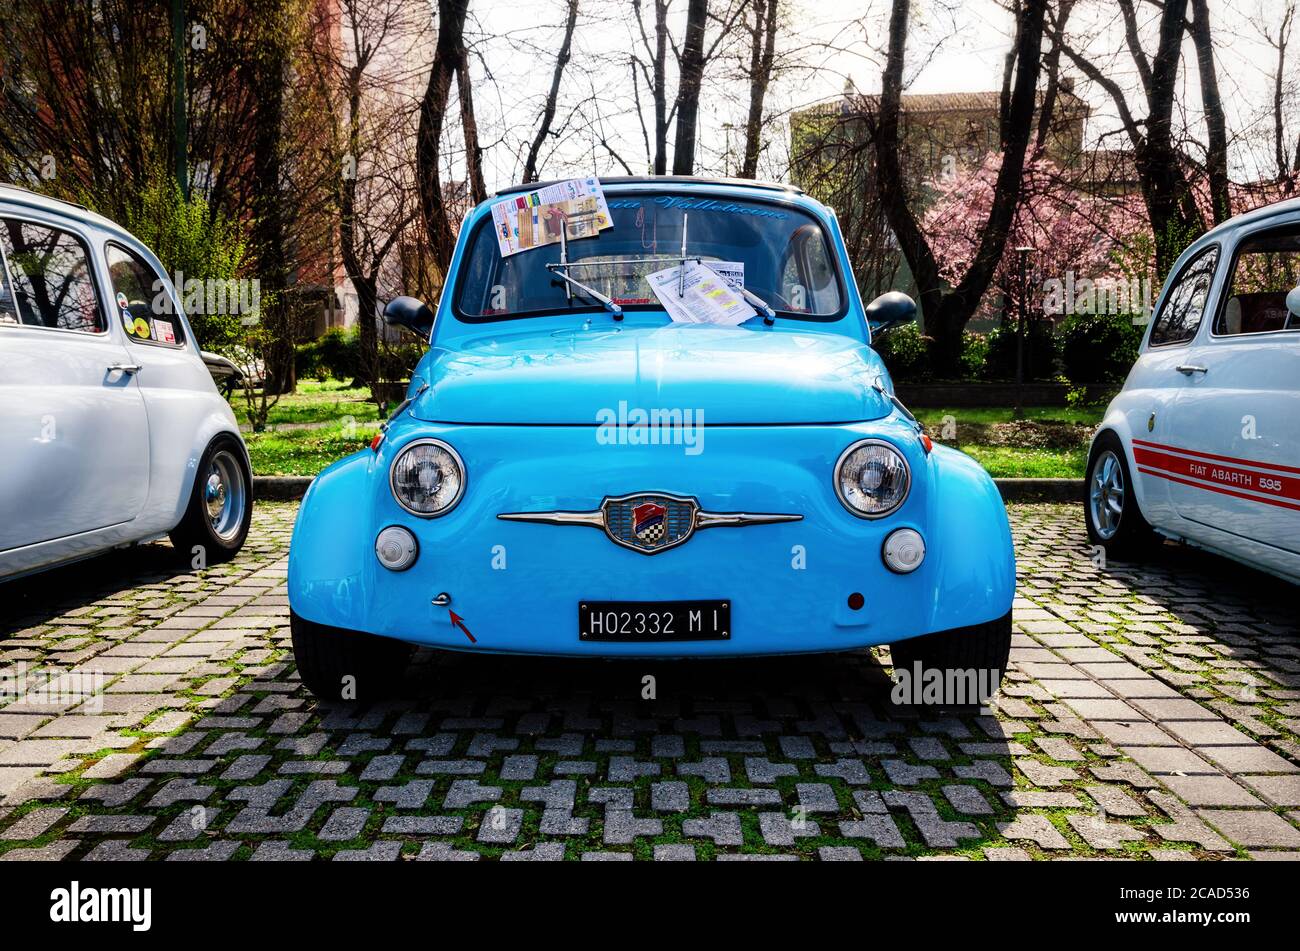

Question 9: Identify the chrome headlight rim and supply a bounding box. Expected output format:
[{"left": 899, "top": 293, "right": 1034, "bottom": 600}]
[
  {"left": 389, "top": 437, "right": 466, "bottom": 518},
  {"left": 833, "top": 437, "right": 911, "bottom": 520}
]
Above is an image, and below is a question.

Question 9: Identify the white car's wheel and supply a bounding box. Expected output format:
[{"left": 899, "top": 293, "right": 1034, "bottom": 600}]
[
  {"left": 170, "top": 434, "right": 252, "bottom": 563},
  {"left": 1084, "top": 431, "right": 1157, "bottom": 559}
]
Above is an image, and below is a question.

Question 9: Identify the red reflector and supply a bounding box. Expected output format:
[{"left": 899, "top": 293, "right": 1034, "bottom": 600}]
[
  {"left": 370, "top": 433, "right": 384, "bottom": 452},
  {"left": 920, "top": 433, "right": 933, "bottom": 454}
]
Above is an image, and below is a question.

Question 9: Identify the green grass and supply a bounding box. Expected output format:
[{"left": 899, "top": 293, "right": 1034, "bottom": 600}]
[
  {"left": 956, "top": 445, "right": 1088, "bottom": 479},
  {"left": 244, "top": 424, "right": 380, "bottom": 476},
  {"left": 231, "top": 379, "right": 380, "bottom": 428},
  {"left": 912, "top": 405, "right": 1104, "bottom": 428}
]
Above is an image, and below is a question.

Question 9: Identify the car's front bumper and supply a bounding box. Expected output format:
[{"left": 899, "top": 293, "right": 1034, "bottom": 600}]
[{"left": 287, "top": 420, "right": 1015, "bottom": 658}]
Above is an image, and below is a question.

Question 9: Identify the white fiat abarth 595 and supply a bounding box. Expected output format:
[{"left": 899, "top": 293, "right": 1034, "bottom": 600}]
[
  {"left": 1085, "top": 198, "right": 1300, "bottom": 583},
  {"left": 0, "top": 184, "right": 252, "bottom": 580}
]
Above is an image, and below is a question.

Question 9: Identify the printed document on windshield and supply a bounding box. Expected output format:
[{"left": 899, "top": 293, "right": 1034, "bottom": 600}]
[
  {"left": 490, "top": 177, "right": 613, "bottom": 257},
  {"left": 645, "top": 261, "right": 757, "bottom": 326}
]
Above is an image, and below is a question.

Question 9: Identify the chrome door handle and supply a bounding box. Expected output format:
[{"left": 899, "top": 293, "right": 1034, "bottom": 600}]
[
  {"left": 1175, "top": 364, "right": 1208, "bottom": 375},
  {"left": 107, "top": 363, "right": 142, "bottom": 375}
]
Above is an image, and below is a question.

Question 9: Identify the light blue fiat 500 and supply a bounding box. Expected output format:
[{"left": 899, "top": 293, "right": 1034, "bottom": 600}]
[{"left": 287, "top": 177, "right": 1015, "bottom": 701}]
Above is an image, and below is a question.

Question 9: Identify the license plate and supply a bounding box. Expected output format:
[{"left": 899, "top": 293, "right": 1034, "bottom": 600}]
[{"left": 579, "top": 600, "right": 730, "bottom": 642}]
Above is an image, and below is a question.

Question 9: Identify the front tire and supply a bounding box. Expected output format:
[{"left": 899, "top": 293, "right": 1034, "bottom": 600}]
[
  {"left": 170, "top": 434, "right": 252, "bottom": 564},
  {"left": 889, "top": 612, "right": 1012, "bottom": 702},
  {"left": 290, "top": 611, "right": 411, "bottom": 702},
  {"left": 1085, "top": 431, "right": 1157, "bottom": 559}
]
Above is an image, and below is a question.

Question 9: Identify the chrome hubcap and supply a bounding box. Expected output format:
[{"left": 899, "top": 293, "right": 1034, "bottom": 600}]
[
  {"left": 205, "top": 450, "right": 246, "bottom": 541},
  {"left": 1089, "top": 450, "right": 1124, "bottom": 540}
]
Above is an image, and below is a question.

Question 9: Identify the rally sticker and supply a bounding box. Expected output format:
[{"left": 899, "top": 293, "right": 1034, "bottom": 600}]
[
  {"left": 122, "top": 309, "right": 135, "bottom": 332},
  {"left": 152, "top": 318, "right": 175, "bottom": 344},
  {"left": 132, "top": 317, "right": 152, "bottom": 339},
  {"left": 116, "top": 292, "right": 129, "bottom": 310}
]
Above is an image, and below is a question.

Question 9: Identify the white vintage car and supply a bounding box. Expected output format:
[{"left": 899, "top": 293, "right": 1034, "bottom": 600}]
[
  {"left": 0, "top": 184, "right": 251, "bottom": 580},
  {"left": 1085, "top": 198, "right": 1300, "bottom": 584}
]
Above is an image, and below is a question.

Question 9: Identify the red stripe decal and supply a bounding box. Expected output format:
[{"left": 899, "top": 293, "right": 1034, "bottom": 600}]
[
  {"left": 1133, "top": 446, "right": 1300, "bottom": 503},
  {"left": 1136, "top": 466, "right": 1300, "bottom": 512},
  {"left": 1132, "top": 438, "right": 1300, "bottom": 476}
]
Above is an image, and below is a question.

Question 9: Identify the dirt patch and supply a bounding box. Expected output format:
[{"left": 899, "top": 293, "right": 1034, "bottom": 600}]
[{"left": 938, "top": 420, "right": 1093, "bottom": 450}]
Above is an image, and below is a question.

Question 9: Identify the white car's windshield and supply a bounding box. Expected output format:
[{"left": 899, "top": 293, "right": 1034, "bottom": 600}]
[{"left": 454, "top": 192, "right": 845, "bottom": 321}]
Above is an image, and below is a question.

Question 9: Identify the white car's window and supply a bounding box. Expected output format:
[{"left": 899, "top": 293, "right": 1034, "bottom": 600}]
[
  {"left": 107, "top": 243, "right": 186, "bottom": 348},
  {"left": 0, "top": 238, "right": 18, "bottom": 325},
  {"left": 1213, "top": 223, "right": 1300, "bottom": 336},
  {"left": 1149, "top": 246, "right": 1218, "bottom": 347},
  {"left": 0, "top": 218, "right": 105, "bottom": 334}
]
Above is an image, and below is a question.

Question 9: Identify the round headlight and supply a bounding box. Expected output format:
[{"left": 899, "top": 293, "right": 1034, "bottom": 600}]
[
  {"left": 834, "top": 439, "right": 910, "bottom": 518},
  {"left": 390, "top": 439, "right": 465, "bottom": 517},
  {"left": 882, "top": 528, "right": 925, "bottom": 573}
]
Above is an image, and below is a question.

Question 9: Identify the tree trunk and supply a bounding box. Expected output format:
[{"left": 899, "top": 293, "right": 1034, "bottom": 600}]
[
  {"left": 671, "top": 0, "right": 709, "bottom": 176},
  {"left": 1188, "top": 0, "right": 1230, "bottom": 223},
  {"left": 523, "top": 0, "right": 579, "bottom": 183},
  {"left": 871, "top": 0, "right": 1046, "bottom": 377},
  {"left": 249, "top": 0, "right": 295, "bottom": 396},
  {"left": 417, "top": 0, "right": 469, "bottom": 274},
  {"left": 740, "top": 0, "right": 778, "bottom": 179},
  {"left": 653, "top": 0, "right": 669, "bottom": 174}
]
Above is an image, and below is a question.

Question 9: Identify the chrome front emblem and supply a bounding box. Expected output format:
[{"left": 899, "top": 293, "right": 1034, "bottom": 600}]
[
  {"left": 603, "top": 492, "right": 699, "bottom": 554},
  {"left": 498, "top": 492, "right": 801, "bottom": 556}
]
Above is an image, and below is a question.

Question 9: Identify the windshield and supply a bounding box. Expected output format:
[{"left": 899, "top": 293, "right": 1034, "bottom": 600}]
[{"left": 454, "top": 192, "right": 845, "bottom": 321}]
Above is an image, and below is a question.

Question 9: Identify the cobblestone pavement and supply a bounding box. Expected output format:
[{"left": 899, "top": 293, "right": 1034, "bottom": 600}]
[{"left": 1, "top": 502, "right": 1298, "bottom": 861}]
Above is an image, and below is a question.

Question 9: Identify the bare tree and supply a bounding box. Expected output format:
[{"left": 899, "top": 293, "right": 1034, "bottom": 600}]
[
  {"left": 305, "top": 0, "right": 428, "bottom": 401},
  {"left": 417, "top": 0, "right": 487, "bottom": 273},
  {"left": 1257, "top": 0, "right": 1298, "bottom": 182},
  {"left": 630, "top": 0, "right": 750, "bottom": 176},
  {"left": 523, "top": 0, "right": 581, "bottom": 182},
  {"left": 870, "top": 0, "right": 1047, "bottom": 376},
  {"left": 1055, "top": 0, "right": 1202, "bottom": 275},
  {"left": 1187, "top": 0, "right": 1230, "bottom": 223},
  {"left": 739, "top": 0, "right": 779, "bottom": 178}
]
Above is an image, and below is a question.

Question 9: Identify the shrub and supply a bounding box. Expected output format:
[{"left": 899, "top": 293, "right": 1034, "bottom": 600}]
[
  {"left": 959, "top": 331, "right": 989, "bottom": 380},
  {"left": 314, "top": 326, "right": 361, "bottom": 382},
  {"left": 983, "top": 320, "right": 1059, "bottom": 381},
  {"left": 1058, "top": 312, "right": 1143, "bottom": 385},
  {"left": 873, "top": 322, "right": 931, "bottom": 381}
]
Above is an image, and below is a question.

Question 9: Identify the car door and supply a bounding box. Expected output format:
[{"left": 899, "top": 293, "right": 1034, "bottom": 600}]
[
  {"left": 1160, "top": 220, "right": 1300, "bottom": 556},
  {"left": 0, "top": 213, "right": 151, "bottom": 552},
  {"left": 1125, "top": 243, "right": 1221, "bottom": 529}
]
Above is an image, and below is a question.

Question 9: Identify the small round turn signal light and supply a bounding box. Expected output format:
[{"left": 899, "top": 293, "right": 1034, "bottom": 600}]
[
  {"left": 375, "top": 525, "right": 418, "bottom": 571},
  {"left": 920, "top": 433, "right": 933, "bottom": 454},
  {"left": 882, "top": 528, "right": 926, "bottom": 574}
]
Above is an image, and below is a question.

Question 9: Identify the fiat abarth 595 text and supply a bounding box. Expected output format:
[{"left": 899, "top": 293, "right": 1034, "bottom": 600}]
[
  {"left": 288, "top": 176, "right": 1015, "bottom": 701},
  {"left": 1085, "top": 197, "right": 1300, "bottom": 583},
  {"left": 0, "top": 183, "right": 252, "bottom": 580}
]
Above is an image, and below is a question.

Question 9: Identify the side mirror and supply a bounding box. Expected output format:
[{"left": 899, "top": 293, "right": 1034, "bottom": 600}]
[
  {"left": 865, "top": 291, "right": 917, "bottom": 335},
  {"left": 1286, "top": 285, "right": 1300, "bottom": 319},
  {"left": 383, "top": 296, "right": 435, "bottom": 337}
]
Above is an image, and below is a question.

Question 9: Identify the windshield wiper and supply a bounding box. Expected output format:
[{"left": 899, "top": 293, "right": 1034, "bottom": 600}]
[
  {"left": 547, "top": 229, "right": 624, "bottom": 320},
  {"left": 545, "top": 263, "right": 624, "bottom": 319}
]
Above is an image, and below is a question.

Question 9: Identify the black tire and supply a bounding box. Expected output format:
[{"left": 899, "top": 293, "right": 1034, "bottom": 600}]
[
  {"left": 169, "top": 433, "right": 252, "bottom": 564},
  {"left": 1084, "top": 431, "right": 1157, "bottom": 559},
  {"left": 290, "top": 610, "right": 411, "bottom": 702},
  {"left": 889, "top": 611, "right": 1012, "bottom": 701}
]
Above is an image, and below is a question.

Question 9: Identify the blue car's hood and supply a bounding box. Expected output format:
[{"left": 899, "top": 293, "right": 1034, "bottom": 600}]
[{"left": 409, "top": 323, "right": 891, "bottom": 424}]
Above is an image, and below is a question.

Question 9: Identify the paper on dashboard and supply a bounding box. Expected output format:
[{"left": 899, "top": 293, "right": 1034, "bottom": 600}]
[{"left": 645, "top": 261, "right": 757, "bottom": 327}]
